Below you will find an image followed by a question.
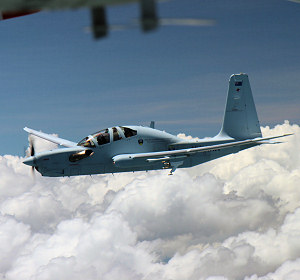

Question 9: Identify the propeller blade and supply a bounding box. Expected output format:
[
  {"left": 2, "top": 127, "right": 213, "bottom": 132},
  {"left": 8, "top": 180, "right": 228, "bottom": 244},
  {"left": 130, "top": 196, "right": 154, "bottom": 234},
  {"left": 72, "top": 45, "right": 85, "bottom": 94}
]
[
  {"left": 28, "top": 136, "right": 37, "bottom": 178},
  {"left": 159, "top": 18, "right": 216, "bottom": 27},
  {"left": 84, "top": 17, "right": 216, "bottom": 35},
  {"left": 31, "top": 143, "right": 35, "bottom": 157},
  {"left": 29, "top": 136, "right": 35, "bottom": 157}
]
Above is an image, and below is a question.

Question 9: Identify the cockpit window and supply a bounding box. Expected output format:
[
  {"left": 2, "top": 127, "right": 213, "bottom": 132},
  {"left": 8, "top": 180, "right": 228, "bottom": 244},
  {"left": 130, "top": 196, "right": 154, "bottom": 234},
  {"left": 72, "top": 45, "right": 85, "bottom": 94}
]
[
  {"left": 77, "top": 137, "right": 96, "bottom": 148},
  {"left": 93, "top": 129, "right": 110, "bottom": 145},
  {"left": 112, "top": 127, "right": 122, "bottom": 141},
  {"left": 120, "top": 126, "right": 137, "bottom": 138},
  {"left": 78, "top": 127, "right": 135, "bottom": 147}
]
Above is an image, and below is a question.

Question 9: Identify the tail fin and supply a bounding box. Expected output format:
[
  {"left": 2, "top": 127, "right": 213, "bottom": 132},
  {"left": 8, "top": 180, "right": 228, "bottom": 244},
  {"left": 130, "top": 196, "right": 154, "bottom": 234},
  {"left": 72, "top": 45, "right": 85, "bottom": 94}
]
[{"left": 218, "top": 74, "right": 262, "bottom": 140}]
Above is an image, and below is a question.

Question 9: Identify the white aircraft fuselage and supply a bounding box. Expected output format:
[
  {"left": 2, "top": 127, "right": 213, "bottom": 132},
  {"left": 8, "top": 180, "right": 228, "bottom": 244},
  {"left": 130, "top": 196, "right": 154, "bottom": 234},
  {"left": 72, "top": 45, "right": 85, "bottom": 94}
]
[{"left": 24, "top": 126, "right": 246, "bottom": 177}]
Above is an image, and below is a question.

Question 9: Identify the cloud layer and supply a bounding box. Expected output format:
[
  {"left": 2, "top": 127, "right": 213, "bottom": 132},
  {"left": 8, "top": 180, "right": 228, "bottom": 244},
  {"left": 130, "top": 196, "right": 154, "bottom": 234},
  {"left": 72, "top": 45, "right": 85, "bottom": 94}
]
[{"left": 0, "top": 121, "right": 299, "bottom": 280}]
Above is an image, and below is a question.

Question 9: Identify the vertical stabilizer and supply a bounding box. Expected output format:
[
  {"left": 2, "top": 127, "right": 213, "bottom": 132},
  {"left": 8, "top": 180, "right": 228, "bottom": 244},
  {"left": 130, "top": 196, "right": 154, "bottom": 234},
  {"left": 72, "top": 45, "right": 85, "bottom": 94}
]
[{"left": 218, "top": 74, "right": 262, "bottom": 140}]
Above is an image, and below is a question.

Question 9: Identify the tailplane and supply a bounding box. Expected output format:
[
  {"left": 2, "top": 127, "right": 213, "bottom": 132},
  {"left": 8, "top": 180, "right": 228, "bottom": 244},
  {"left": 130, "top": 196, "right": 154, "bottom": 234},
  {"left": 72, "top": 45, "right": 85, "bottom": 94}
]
[{"left": 218, "top": 74, "right": 262, "bottom": 140}]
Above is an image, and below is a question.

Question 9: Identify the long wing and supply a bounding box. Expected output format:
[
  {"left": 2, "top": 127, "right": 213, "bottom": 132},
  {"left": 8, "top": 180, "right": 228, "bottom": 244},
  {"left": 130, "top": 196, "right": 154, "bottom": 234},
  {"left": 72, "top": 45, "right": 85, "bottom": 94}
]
[
  {"left": 113, "top": 134, "right": 293, "bottom": 167},
  {"left": 24, "top": 127, "right": 77, "bottom": 148}
]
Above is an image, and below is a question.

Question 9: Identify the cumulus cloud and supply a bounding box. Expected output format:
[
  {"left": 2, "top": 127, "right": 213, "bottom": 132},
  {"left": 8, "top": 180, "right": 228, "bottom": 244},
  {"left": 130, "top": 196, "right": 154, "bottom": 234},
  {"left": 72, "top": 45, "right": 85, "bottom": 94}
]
[{"left": 0, "top": 122, "right": 299, "bottom": 280}]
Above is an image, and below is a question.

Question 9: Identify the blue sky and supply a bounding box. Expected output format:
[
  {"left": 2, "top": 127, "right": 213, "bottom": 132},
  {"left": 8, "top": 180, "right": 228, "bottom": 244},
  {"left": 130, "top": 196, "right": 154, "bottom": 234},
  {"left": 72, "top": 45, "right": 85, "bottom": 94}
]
[{"left": 1, "top": 0, "right": 300, "bottom": 155}]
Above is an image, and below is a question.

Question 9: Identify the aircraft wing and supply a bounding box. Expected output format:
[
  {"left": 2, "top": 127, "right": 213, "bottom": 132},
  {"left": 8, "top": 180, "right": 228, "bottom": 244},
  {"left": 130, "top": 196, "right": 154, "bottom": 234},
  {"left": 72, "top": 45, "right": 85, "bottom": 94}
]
[
  {"left": 24, "top": 127, "right": 77, "bottom": 147},
  {"left": 113, "top": 134, "right": 293, "bottom": 167},
  {"left": 0, "top": 0, "right": 113, "bottom": 10}
]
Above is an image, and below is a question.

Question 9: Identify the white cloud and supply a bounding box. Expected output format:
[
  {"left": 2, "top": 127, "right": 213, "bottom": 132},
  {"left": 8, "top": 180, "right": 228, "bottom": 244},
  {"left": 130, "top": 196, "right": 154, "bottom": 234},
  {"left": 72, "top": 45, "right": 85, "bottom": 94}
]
[
  {"left": 107, "top": 171, "right": 277, "bottom": 244},
  {"left": 246, "top": 258, "right": 300, "bottom": 280},
  {"left": 0, "top": 215, "right": 31, "bottom": 274},
  {"left": 0, "top": 122, "right": 299, "bottom": 280}
]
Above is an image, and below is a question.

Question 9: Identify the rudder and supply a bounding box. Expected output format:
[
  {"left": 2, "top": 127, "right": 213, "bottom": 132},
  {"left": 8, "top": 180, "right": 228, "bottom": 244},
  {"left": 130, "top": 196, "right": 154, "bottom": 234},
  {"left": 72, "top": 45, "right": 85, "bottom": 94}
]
[{"left": 218, "top": 74, "right": 262, "bottom": 140}]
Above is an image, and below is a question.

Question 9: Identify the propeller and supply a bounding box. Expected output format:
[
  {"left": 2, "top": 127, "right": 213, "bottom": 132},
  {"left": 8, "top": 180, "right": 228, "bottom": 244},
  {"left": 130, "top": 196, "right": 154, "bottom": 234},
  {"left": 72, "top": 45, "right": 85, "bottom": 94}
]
[
  {"left": 30, "top": 139, "right": 35, "bottom": 157},
  {"left": 28, "top": 136, "right": 37, "bottom": 176},
  {"left": 84, "top": 17, "right": 216, "bottom": 35}
]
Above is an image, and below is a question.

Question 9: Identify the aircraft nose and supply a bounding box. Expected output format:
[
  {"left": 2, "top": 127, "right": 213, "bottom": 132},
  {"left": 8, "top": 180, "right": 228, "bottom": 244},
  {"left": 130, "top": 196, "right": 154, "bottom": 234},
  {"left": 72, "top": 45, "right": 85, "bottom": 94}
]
[{"left": 23, "top": 156, "right": 36, "bottom": 167}]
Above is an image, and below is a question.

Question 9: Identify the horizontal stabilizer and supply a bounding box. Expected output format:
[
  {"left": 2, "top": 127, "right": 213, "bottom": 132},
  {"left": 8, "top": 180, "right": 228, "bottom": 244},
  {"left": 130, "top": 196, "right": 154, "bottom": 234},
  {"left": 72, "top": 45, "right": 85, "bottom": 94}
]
[{"left": 24, "top": 127, "right": 77, "bottom": 147}]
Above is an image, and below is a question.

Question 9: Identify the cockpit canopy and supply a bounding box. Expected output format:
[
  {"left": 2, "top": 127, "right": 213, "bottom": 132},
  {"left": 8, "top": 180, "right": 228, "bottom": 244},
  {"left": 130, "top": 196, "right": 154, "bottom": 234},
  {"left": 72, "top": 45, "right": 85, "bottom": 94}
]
[{"left": 77, "top": 126, "right": 137, "bottom": 148}]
